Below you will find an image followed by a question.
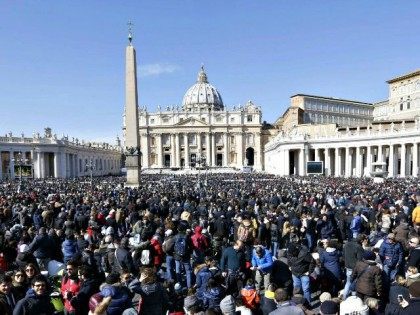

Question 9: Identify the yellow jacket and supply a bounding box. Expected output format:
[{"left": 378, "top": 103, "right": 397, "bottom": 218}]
[{"left": 412, "top": 206, "right": 420, "bottom": 224}]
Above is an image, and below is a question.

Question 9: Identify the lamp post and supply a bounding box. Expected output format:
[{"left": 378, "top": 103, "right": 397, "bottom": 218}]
[
  {"left": 85, "top": 158, "right": 95, "bottom": 188},
  {"left": 12, "top": 152, "right": 29, "bottom": 193}
]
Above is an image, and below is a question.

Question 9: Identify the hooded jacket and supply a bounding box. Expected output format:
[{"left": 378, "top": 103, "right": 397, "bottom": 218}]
[
  {"left": 251, "top": 247, "right": 273, "bottom": 273},
  {"left": 191, "top": 226, "right": 209, "bottom": 252},
  {"left": 13, "top": 288, "right": 56, "bottom": 315},
  {"left": 195, "top": 264, "right": 212, "bottom": 299},
  {"left": 100, "top": 284, "right": 132, "bottom": 315},
  {"left": 129, "top": 279, "right": 169, "bottom": 315},
  {"left": 320, "top": 247, "right": 342, "bottom": 279},
  {"left": 352, "top": 260, "right": 383, "bottom": 297},
  {"left": 287, "top": 244, "right": 315, "bottom": 277}
]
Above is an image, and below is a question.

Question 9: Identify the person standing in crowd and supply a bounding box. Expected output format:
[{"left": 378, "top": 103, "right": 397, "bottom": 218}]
[
  {"left": 60, "top": 260, "right": 81, "bottom": 315},
  {"left": 220, "top": 240, "right": 246, "bottom": 295},
  {"left": 69, "top": 265, "right": 100, "bottom": 315},
  {"left": 0, "top": 274, "right": 16, "bottom": 315},
  {"left": 13, "top": 275, "right": 55, "bottom": 315},
  {"left": 113, "top": 237, "right": 137, "bottom": 275},
  {"left": 287, "top": 240, "right": 315, "bottom": 304},
  {"left": 162, "top": 229, "right": 176, "bottom": 281},
  {"left": 400, "top": 281, "right": 420, "bottom": 315},
  {"left": 173, "top": 221, "right": 193, "bottom": 288},
  {"left": 407, "top": 236, "right": 420, "bottom": 270},
  {"left": 342, "top": 234, "right": 365, "bottom": 298},
  {"left": 27, "top": 227, "right": 54, "bottom": 270},
  {"left": 350, "top": 210, "right": 362, "bottom": 239},
  {"left": 251, "top": 245, "right": 273, "bottom": 292},
  {"left": 319, "top": 239, "right": 342, "bottom": 296},
  {"left": 379, "top": 233, "right": 404, "bottom": 282},
  {"left": 352, "top": 250, "right": 383, "bottom": 301},
  {"left": 268, "top": 288, "right": 304, "bottom": 315}
]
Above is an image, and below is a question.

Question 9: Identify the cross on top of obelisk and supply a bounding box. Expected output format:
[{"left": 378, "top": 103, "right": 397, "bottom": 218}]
[{"left": 127, "top": 20, "right": 134, "bottom": 45}]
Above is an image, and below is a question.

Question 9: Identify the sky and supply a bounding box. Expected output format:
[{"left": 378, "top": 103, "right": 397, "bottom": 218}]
[{"left": 1, "top": 1, "right": 419, "bottom": 144}]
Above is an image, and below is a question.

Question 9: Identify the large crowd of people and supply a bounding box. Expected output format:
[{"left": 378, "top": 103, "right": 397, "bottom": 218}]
[{"left": 0, "top": 173, "right": 419, "bottom": 315}]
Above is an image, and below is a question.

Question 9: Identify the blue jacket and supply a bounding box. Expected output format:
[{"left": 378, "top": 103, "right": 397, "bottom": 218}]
[
  {"left": 195, "top": 265, "right": 212, "bottom": 300},
  {"left": 350, "top": 215, "right": 362, "bottom": 233},
  {"left": 202, "top": 286, "right": 225, "bottom": 310},
  {"left": 28, "top": 233, "right": 54, "bottom": 259},
  {"left": 100, "top": 285, "right": 132, "bottom": 315},
  {"left": 62, "top": 239, "right": 79, "bottom": 260},
  {"left": 251, "top": 247, "right": 273, "bottom": 273},
  {"left": 379, "top": 239, "right": 403, "bottom": 268},
  {"left": 320, "top": 248, "right": 342, "bottom": 279}
]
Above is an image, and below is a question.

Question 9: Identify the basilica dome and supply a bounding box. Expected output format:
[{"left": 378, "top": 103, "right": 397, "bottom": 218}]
[{"left": 182, "top": 66, "right": 224, "bottom": 111}]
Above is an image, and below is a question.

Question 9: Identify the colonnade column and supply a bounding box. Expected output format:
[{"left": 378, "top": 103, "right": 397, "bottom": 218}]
[
  {"left": 355, "top": 147, "right": 362, "bottom": 177},
  {"left": 324, "top": 148, "right": 331, "bottom": 176},
  {"left": 366, "top": 146, "right": 372, "bottom": 177},
  {"left": 413, "top": 143, "right": 418, "bottom": 177},
  {"left": 223, "top": 133, "right": 228, "bottom": 167},
  {"left": 143, "top": 134, "right": 150, "bottom": 168},
  {"left": 54, "top": 152, "right": 60, "bottom": 178},
  {"left": 210, "top": 133, "right": 215, "bottom": 166},
  {"left": 400, "top": 144, "right": 406, "bottom": 177},
  {"left": 197, "top": 133, "right": 202, "bottom": 159},
  {"left": 345, "top": 147, "right": 351, "bottom": 177},
  {"left": 377, "top": 145, "right": 383, "bottom": 162},
  {"left": 0, "top": 152, "right": 2, "bottom": 180},
  {"left": 9, "top": 151, "right": 15, "bottom": 179},
  {"left": 388, "top": 145, "right": 395, "bottom": 177},
  {"left": 298, "top": 147, "right": 305, "bottom": 176},
  {"left": 283, "top": 149, "right": 290, "bottom": 176},
  {"left": 314, "top": 148, "right": 320, "bottom": 162},
  {"left": 334, "top": 148, "right": 340, "bottom": 177},
  {"left": 184, "top": 133, "right": 190, "bottom": 168}
]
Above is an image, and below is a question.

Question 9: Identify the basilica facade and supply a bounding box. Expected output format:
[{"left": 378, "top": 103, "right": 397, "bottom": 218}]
[
  {"left": 125, "top": 55, "right": 267, "bottom": 171},
  {"left": 265, "top": 70, "right": 420, "bottom": 178}
]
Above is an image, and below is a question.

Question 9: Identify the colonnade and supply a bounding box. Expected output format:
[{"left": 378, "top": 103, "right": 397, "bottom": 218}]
[{"left": 276, "top": 141, "right": 419, "bottom": 177}]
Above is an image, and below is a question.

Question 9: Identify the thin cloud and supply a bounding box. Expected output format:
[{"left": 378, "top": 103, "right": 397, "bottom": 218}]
[{"left": 138, "top": 63, "right": 180, "bottom": 77}]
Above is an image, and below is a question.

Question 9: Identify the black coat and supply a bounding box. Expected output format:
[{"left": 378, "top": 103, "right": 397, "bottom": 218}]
[
  {"left": 13, "top": 289, "right": 55, "bottom": 315},
  {"left": 129, "top": 280, "right": 169, "bottom": 315},
  {"left": 343, "top": 240, "right": 364, "bottom": 269},
  {"left": 70, "top": 278, "right": 100, "bottom": 315},
  {"left": 287, "top": 244, "right": 315, "bottom": 277}
]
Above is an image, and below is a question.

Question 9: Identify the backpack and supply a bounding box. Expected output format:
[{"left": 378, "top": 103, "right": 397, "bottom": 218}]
[{"left": 174, "top": 235, "right": 187, "bottom": 259}]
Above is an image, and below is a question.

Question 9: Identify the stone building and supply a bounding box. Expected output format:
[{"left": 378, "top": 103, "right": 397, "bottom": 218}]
[
  {"left": 265, "top": 69, "right": 420, "bottom": 177},
  {"left": 0, "top": 128, "right": 122, "bottom": 180}
]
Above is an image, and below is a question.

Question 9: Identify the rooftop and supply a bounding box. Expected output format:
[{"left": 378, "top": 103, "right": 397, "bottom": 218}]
[
  {"left": 386, "top": 69, "right": 420, "bottom": 84},
  {"left": 290, "top": 94, "right": 372, "bottom": 106}
]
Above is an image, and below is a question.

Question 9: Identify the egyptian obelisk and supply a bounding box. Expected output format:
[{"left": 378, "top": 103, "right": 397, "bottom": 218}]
[{"left": 124, "top": 23, "right": 141, "bottom": 187}]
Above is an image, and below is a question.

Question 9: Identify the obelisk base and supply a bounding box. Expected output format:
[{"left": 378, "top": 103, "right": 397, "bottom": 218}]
[{"left": 125, "top": 154, "right": 141, "bottom": 187}]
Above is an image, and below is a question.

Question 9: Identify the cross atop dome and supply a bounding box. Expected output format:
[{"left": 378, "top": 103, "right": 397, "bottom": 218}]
[{"left": 197, "top": 64, "right": 208, "bottom": 83}]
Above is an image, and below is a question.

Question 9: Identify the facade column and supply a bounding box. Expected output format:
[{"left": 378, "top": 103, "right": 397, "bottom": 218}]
[
  {"left": 413, "top": 142, "right": 418, "bottom": 177},
  {"left": 74, "top": 154, "right": 79, "bottom": 177},
  {"left": 170, "top": 134, "right": 176, "bottom": 168},
  {"left": 237, "top": 133, "right": 244, "bottom": 168},
  {"left": 400, "top": 143, "right": 406, "bottom": 178},
  {"left": 283, "top": 149, "right": 290, "bottom": 176},
  {"left": 366, "top": 146, "right": 372, "bottom": 177},
  {"left": 206, "top": 133, "right": 211, "bottom": 167},
  {"left": 197, "top": 132, "right": 202, "bottom": 158},
  {"left": 324, "top": 148, "right": 331, "bottom": 176},
  {"left": 156, "top": 134, "right": 163, "bottom": 168},
  {"left": 143, "top": 134, "right": 150, "bottom": 168},
  {"left": 255, "top": 132, "right": 262, "bottom": 170},
  {"left": 60, "top": 152, "right": 67, "bottom": 178},
  {"left": 175, "top": 134, "right": 180, "bottom": 167},
  {"left": 298, "top": 147, "right": 305, "bottom": 176},
  {"left": 355, "top": 146, "right": 362, "bottom": 177},
  {"left": 41, "top": 152, "right": 46, "bottom": 178},
  {"left": 334, "top": 148, "right": 340, "bottom": 177},
  {"left": 345, "top": 147, "right": 351, "bottom": 177},
  {"left": 223, "top": 133, "right": 228, "bottom": 167},
  {"left": 210, "top": 133, "right": 215, "bottom": 166},
  {"left": 184, "top": 133, "right": 190, "bottom": 168},
  {"left": 388, "top": 144, "right": 395, "bottom": 177}
]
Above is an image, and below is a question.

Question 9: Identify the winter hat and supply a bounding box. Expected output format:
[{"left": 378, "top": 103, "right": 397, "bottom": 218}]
[
  {"left": 165, "top": 229, "right": 173, "bottom": 237},
  {"left": 409, "top": 281, "right": 420, "bottom": 298},
  {"left": 220, "top": 295, "right": 236, "bottom": 314},
  {"left": 105, "top": 273, "right": 120, "bottom": 285},
  {"left": 320, "top": 300, "right": 339, "bottom": 315},
  {"left": 174, "top": 283, "right": 182, "bottom": 292},
  {"left": 363, "top": 250, "right": 376, "bottom": 261}
]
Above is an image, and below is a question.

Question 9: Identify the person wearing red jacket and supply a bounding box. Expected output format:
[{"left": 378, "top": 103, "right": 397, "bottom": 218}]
[
  {"left": 60, "top": 260, "right": 81, "bottom": 315},
  {"left": 191, "top": 226, "right": 209, "bottom": 264},
  {"left": 150, "top": 235, "right": 164, "bottom": 268}
]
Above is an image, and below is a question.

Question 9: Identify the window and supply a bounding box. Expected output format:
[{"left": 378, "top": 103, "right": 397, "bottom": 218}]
[
  {"left": 247, "top": 115, "right": 253, "bottom": 122},
  {"left": 230, "top": 136, "right": 235, "bottom": 144},
  {"left": 407, "top": 102, "right": 410, "bottom": 109},
  {"left": 230, "top": 117, "right": 235, "bottom": 123},
  {"left": 150, "top": 118, "right": 155, "bottom": 124},
  {"left": 163, "top": 118, "right": 169, "bottom": 123},
  {"left": 400, "top": 103, "right": 403, "bottom": 111}
]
